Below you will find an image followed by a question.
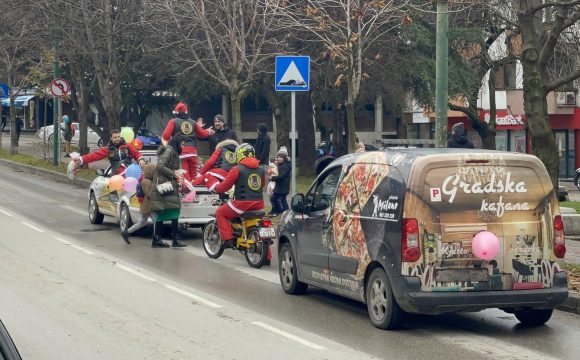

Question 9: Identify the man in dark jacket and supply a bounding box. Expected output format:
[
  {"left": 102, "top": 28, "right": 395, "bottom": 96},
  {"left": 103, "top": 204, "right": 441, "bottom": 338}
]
[
  {"left": 448, "top": 122, "right": 474, "bottom": 149},
  {"left": 15, "top": 117, "right": 23, "bottom": 146},
  {"left": 254, "top": 123, "right": 271, "bottom": 168},
  {"left": 205, "top": 114, "right": 238, "bottom": 153}
]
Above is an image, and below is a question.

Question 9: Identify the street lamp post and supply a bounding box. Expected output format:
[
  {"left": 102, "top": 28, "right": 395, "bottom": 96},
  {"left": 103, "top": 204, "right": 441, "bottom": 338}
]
[{"left": 435, "top": 0, "right": 449, "bottom": 148}]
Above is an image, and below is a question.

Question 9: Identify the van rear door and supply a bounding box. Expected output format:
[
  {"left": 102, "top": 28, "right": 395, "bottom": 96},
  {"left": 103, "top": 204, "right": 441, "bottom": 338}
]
[{"left": 403, "top": 153, "right": 563, "bottom": 292}]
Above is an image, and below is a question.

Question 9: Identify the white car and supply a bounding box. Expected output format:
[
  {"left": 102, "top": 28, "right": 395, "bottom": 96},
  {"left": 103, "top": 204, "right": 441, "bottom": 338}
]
[{"left": 35, "top": 122, "right": 104, "bottom": 147}]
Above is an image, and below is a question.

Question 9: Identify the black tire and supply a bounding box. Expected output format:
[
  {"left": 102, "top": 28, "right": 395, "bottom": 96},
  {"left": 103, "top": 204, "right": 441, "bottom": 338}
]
[
  {"left": 202, "top": 221, "right": 224, "bottom": 259},
  {"left": 119, "top": 203, "right": 133, "bottom": 233},
  {"left": 279, "top": 243, "right": 308, "bottom": 294},
  {"left": 575, "top": 174, "right": 580, "bottom": 191},
  {"left": 244, "top": 228, "right": 268, "bottom": 268},
  {"left": 514, "top": 309, "right": 553, "bottom": 327},
  {"left": 98, "top": 138, "right": 105, "bottom": 147},
  {"left": 88, "top": 192, "right": 104, "bottom": 224},
  {"left": 366, "top": 267, "right": 405, "bottom": 330}
]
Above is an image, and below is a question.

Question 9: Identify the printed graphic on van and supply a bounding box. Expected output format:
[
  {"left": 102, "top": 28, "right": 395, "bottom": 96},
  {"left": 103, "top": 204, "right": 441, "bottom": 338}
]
[{"left": 403, "top": 153, "right": 563, "bottom": 292}]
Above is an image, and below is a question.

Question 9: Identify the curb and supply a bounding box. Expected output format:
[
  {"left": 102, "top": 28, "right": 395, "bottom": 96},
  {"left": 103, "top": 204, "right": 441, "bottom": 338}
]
[
  {"left": 0, "top": 157, "right": 92, "bottom": 189},
  {"left": 557, "top": 292, "right": 580, "bottom": 316}
]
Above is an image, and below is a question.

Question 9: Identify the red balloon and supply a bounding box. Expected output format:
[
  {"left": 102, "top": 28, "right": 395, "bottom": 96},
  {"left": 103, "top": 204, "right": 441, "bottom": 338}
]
[{"left": 132, "top": 138, "right": 143, "bottom": 150}]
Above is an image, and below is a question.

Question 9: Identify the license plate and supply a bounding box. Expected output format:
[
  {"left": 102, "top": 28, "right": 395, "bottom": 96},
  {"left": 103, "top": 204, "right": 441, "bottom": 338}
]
[{"left": 259, "top": 227, "right": 276, "bottom": 238}]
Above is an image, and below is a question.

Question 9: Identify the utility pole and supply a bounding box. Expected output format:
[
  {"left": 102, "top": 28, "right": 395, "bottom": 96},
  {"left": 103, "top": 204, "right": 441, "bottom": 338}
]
[
  {"left": 52, "top": 31, "right": 60, "bottom": 165},
  {"left": 435, "top": 0, "right": 449, "bottom": 148}
]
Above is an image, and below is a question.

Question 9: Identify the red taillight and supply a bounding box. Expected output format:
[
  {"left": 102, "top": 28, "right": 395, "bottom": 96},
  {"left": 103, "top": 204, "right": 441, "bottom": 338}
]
[
  {"left": 261, "top": 219, "right": 273, "bottom": 227},
  {"left": 553, "top": 215, "right": 566, "bottom": 258},
  {"left": 402, "top": 218, "right": 420, "bottom": 262}
]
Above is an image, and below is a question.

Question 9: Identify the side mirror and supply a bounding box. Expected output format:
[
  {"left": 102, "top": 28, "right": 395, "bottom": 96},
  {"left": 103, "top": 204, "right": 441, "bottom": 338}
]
[
  {"left": 291, "top": 193, "right": 305, "bottom": 213},
  {"left": 96, "top": 169, "right": 105, "bottom": 176}
]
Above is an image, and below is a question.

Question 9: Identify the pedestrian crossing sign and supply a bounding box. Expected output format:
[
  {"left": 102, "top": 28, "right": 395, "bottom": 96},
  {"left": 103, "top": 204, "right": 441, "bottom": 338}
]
[{"left": 275, "top": 56, "right": 310, "bottom": 92}]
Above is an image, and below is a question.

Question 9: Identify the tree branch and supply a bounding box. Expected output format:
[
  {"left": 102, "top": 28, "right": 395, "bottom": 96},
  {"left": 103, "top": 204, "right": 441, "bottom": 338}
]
[
  {"left": 525, "top": 0, "right": 580, "bottom": 16},
  {"left": 544, "top": 67, "right": 580, "bottom": 95}
]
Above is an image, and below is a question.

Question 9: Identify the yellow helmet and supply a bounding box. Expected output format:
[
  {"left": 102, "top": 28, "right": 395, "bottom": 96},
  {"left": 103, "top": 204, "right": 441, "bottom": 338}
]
[{"left": 235, "top": 143, "right": 255, "bottom": 163}]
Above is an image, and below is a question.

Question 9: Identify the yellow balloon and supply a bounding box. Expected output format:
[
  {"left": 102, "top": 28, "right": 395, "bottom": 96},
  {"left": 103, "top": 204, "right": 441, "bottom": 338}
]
[
  {"left": 120, "top": 127, "right": 135, "bottom": 143},
  {"left": 109, "top": 174, "right": 125, "bottom": 191}
]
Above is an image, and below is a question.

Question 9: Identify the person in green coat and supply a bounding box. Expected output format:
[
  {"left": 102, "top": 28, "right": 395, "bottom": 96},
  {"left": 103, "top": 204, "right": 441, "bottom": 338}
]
[{"left": 149, "top": 136, "right": 187, "bottom": 248}]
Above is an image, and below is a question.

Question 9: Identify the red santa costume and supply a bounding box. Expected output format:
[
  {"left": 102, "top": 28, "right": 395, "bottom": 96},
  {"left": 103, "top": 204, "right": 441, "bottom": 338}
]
[
  {"left": 194, "top": 139, "right": 239, "bottom": 191},
  {"left": 77, "top": 139, "right": 143, "bottom": 175},
  {"left": 213, "top": 156, "right": 265, "bottom": 242},
  {"left": 161, "top": 102, "right": 211, "bottom": 181}
]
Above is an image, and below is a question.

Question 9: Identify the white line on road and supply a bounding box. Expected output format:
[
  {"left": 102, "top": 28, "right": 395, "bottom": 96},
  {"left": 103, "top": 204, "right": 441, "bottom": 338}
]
[
  {"left": 59, "top": 204, "right": 87, "bottom": 216},
  {"left": 164, "top": 284, "right": 222, "bottom": 309},
  {"left": 251, "top": 321, "right": 326, "bottom": 350},
  {"left": 53, "top": 236, "right": 95, "bottom": 255},
  {"left": 115, "top": 263, "right": 157, "bottom": 282},
  {"left": 0, "top": 208, "right": 13, "bottom": 217},
  {"left": 21, "top": 221, "right": 45, "bottom": 233}
]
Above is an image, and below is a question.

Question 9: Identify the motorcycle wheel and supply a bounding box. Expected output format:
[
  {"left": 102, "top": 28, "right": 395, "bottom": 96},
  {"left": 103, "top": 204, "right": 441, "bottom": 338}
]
[
  {"left": 244, "top": 227, "right": 268, "bottom": 268},
  {"left": 202, "top": 221, "right": 224, "bottom": 259}
]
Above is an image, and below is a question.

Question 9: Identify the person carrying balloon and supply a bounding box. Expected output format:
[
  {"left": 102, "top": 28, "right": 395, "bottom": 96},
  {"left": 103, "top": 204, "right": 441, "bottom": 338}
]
[
  {"left": 161, "top": 102, "right": 215, "bottom": 182},
  {"left": 71, "top": 128, "right": 145, "bottom": 174},
  {"left": 193, "top": 139, "right": 239, "bottom": 191},
  {"left": 121, "top": 162, "right": 157, "bottom": 244}
]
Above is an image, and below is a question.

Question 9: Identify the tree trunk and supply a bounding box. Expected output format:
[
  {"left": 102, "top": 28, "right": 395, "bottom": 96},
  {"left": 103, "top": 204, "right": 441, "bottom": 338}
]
[
  {"left": 263, "top": 81, "right": 290, "bottom": 151},
  {"left": 231, "top": 93, "right": 242, "bottom": 137},
  {"left": 345, "top": 100, "right": 356, "bottom": 153},
  {"left": 296, "top": 92, "right": 316, "bottom": 177}
]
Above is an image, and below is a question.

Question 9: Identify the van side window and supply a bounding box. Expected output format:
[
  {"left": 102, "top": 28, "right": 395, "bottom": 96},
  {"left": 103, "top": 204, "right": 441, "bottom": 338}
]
[{"left": 310, "top": 166, "right": 342, "bottom": 212}]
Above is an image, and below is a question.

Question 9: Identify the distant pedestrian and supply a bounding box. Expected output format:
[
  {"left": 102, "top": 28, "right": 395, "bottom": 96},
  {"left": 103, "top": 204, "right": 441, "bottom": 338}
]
[
  {"left": 269, "top": 147, "right": 291, "bottom": 216},
  {"left": 205, "top": 114, "right": 238, "bottom": 153},
  {"left": 1, "top": 113, "right": 6, "bottom": 132},
  {"left": 448, "top": 122, "right": 474, "bottom": 149},
  {"left": 62, "top": 115, "right": 75, "bottom": 157},
  {"left": 15, "top": 117, "right": 23, "bottom": 146},
  {"left": 254, "top": 123, "right": 271, "bottom": 171},
  {"left": 355, "top": 137, "right": 365, "bottom": 153}
]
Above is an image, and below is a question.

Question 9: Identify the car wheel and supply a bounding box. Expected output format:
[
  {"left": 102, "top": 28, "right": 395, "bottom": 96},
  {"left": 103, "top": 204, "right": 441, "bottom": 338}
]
[
  {"left": 98, "top": 138, "right": 104, "bottom": 147},
  {"left": 575, "top": 173, "right": 580, "bottom": 191},
  {"left": 366, "top": 267, "right": 405, "bottom": 330},
  {"left": 202, "top": 221, "right": 224, "bottom": 259},
  {"left": 514, "top": 309, "right": 553, "bottom": 327},
  {"left": 119, "top": 203, "right": 133, "bottom": 233},
  {"left": 88, "top": 192, "right": 104, "bottom": 224},
  {"left": 279, "top": 243, "right": 308, "bottom": 294}
]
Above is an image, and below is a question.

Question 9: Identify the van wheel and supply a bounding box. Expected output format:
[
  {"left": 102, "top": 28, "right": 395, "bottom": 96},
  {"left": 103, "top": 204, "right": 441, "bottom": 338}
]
[
  {"left": 514, "top": 309, "right": 553, "bottom": 326},
  {"left": 279, "top": 243, "right": 308, "bottom": 294},
  {"left": 89, "top": 192, "right": 104, "bottom": 224},
  {"left": 366, "top": 268, "right": 404, "bottom": 330}
]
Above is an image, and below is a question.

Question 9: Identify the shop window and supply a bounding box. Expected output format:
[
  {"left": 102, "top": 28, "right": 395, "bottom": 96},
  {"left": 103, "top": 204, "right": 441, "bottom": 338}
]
[{"left": 504, "top": 63, "right": 518, "bottom": 89}]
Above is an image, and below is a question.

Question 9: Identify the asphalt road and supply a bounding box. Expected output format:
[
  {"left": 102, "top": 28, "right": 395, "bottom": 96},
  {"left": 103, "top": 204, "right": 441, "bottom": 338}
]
[{"left": 1, "top": 163, "right": 580, "bottom": 360}]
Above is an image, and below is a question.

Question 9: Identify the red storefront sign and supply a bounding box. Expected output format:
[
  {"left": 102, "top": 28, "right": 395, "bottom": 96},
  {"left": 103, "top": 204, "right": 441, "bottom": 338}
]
[{"left": 481, "top": 111, "right": 526, "bottom": 130}]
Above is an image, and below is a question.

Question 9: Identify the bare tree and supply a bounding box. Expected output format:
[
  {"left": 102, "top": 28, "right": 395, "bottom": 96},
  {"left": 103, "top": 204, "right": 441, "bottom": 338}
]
[
  {"left": 0, "top": 0, "right": 46, "bottom": 154},
  {"left": 487, "top": 0, "right": 580, "bottom": 189},
  {"left": 273, "top": 0, "right": 408, "bottom": 152},
  {"left": 151, "top": 0, "right": 284, "bottom": 136}
]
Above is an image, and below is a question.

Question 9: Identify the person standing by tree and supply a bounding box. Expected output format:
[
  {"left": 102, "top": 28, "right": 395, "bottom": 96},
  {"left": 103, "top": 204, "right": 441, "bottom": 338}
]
[
  {"left": 254, "top": 123, "right": 270, "bottom": 172},
  {"left": 269, "top": 147, "right": 291, "bottom": 216},
  {"left": 161, "top": 102, "right": 214, "bottom": 181},
  {"left": 15, "top": 116, "right": 23, "bottom": 146},
  {"left": 62, "top": 115, "right": 74, "bottom": 157}
]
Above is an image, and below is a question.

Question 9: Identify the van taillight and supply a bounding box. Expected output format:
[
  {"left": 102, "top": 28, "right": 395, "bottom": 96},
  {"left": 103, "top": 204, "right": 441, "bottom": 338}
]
[
  {"left": 402, "top": 218, "right": 420, "bottom": 262},
  {"left": 553, "top": 215, "right": 566, "bottom": 258}
]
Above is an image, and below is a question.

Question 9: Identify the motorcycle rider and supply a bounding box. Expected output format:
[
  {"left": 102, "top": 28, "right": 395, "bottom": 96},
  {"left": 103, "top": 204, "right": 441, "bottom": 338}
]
[
  {"left": 161, "top": 102, "right": 215, "bottom": 181},
  {"left": 193, "top": 139, "right": 239, "bottom": 191},
  {"left": 72, "top": 128, "right": 145, "bottom": 174},
  {"left": 213, "top": 143, "right": 265, "bottom": 248}
]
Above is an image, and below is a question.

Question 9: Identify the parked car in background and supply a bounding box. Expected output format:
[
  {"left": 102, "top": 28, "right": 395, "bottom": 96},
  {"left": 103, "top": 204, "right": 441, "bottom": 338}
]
[
  {"left": 35, "top": 122, "right": 104, "bottom": 147},
  {"left": 136, "top": 128, "right": 161, "bottom": 149}
]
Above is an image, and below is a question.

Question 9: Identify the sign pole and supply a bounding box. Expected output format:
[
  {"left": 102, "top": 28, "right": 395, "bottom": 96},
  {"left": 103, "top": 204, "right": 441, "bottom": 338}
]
[
  {"left": 291, "top": 91, "right": 296, "bottom": 196},
  {"left": 52, "top": 32, "right": 60, "bottom": 165}
]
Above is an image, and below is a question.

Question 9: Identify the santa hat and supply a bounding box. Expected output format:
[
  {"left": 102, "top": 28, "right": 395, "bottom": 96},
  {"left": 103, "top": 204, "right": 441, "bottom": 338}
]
[{"left": 173, "top": 102, "right": 188, "bottom": 114}]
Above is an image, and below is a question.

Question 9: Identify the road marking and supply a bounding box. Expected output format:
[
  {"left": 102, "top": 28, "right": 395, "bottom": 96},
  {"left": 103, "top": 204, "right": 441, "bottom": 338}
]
[
  {"left": 164, "top": 284, "right": 222, "bottom": 309},
  {"left": 184, "top": 248, "right": 279, "bottom": 285},
  {"left": 0, "top": 208, "right": 13, "bottom": 217},
  {"left": 115, "top": 263, "right": 157, "bottom": 282},
  {"left": 21, "top": 221, "right": 45, "bottom": 233},
  {"left": 59, "top": 204, "right": 87, "bottom": 216},
  {"left": 251, "top": 321, "right": 326, "bottom": 350},
  {"left": 53, "top": 236, "right": 95, "bottom": 255}
]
